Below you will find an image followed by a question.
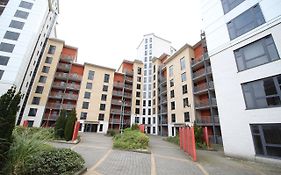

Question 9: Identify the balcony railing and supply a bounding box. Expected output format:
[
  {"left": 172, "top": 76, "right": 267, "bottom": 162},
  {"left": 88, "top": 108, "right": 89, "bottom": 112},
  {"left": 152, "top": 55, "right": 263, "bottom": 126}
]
[
  {"left": 195, "top": 98, "right": 217, "bottom": 108},
  {"left": 57, "top": 63, "right": 71, "bottom": 71},
  {"left": 125, "top": 76, "right": 133, "bottom": 82},
  {"left": 55, "top": 72, "right": 68, "bottom": 80},
  {"left": 113, "top": 83, "right": 132, "bottom": 89},
  {"left": 49, "top": 92, "right": 63, "bottom": 99},
  {"left": 191, "top": 56, "right": 204, "bottom": 66},
  {"left": 66, "top": 83, "right": 80, "bottom": 90},
  {"left": 52, "top": 82, "right": 66, "bottom": 89},
  {"left": 194, "top": 81, "right": 214, "bottom": 93},
  {"left": 68, "top": 73, "right": 82, "bottom": 81},
  {"left": 62, "top": 104, "right": 76, "bottom": 110},
  {"left": 44, "top": 114, "right": 59, "bottom": 120},
  {"left": 60, "top": 55, "right": 74, "bottom": 63},
  {"left": 64, "top": 93, "right": 78, "bottom": 100},
  {"left": 195, "top": 116, "right": 219, "bottom": 125},
  {"left": 124, "top": 71, "right": 134, "bottom": 76},
  {"left": 193, "top": 66, "right": 212, "bottom": 79},
  {"left": 110, "top": 109, "right": 131, "bottom": 115},
  {"left": 112, "top": 91, "right": 132, "bottom": 98},
  {"left": 158, "top": 119, "right": 168, "bottom": 125},
  {"left": 46, "top": 103, "right": 61, "bottom": 109},
  {"left": 159, "top": 109, "right": 167, "bottom": 114},
  {"left": 109, "top": 118, "right": 131, "bottom": 124},
  {"left": 111, "top": 99, "right": 131, "bottom": 106}
]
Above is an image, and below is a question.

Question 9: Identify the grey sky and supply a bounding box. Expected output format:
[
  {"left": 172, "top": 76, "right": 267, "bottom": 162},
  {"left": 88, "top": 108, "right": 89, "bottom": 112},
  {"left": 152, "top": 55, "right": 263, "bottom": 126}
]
[{"left": 56, "top": 0, "right": 202, "bottom": 69}]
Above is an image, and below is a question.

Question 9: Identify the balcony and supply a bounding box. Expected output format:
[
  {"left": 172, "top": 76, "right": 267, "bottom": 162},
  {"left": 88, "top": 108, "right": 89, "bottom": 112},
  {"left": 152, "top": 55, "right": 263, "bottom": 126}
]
[
  {"left": 49, "top": 92, "right": 63, "bottom": 99},
  {"left": 44, "top": 114, "right": 59, "bottom": 121},
  {"left": 193, "top": 81, "right": 214, "bottom": 94},
  {"left": 158, "top": 109, "right": 167, "bottom": 114},
  {"left": 125, "top": 76, "right": 133, "bottom": 82},
  {"left": 46, "top": 103, "right": 61, "bottom": 109},
  {"left": 55, "top": 72, "right": 68, "bottom": 80},
  {"left": 195, "top": 115, "right": 220, "bottom": 125},
  {"left": 57, "top": 63, "right": 71, "bottom": 71},
  {"left": 66, "top": 83, "right": 80, "bottom": 90},
  {"left": 158, "top": 119, "right": 168, "bottom": 125},
  {"left": 124, "top": 71, "right": 134, "bottom": 76},
  {"left": 52, "top": 82, "right": 66, "bottom": 89},
  {"left": 159, "top": 77, "right": 167, "bottom": 85},
  {"left": 109, "top": 118, "right": 131, "bottom": 125},
  {"left": 60, "top": 56, "right": 74, "bottom": 63},
  {"left": 68, "top": 73, "right": 82, "bottom": 82},
  {"left": 112, "top": 91, "right": 132, "bottom": 98},
  {"left": 113, "top": 83, "right": 132, "bottom": 90},
  {"left": 111, "top": 99, "right": 131, "bottom": 106},
  {"left": 64, "top": 93, "right": 78, "bottom": 100},
  {"left": 110, "top": 109, "right": 131, "bottom": 115},
  {"left": 191, "top": 56, "right": 204, "bottom": 67},
  {"left": 193, "top": 66, "right": 212, "bottom": 79},
  {"left": 62, "top": 104, "right": 76, "bottom": 110},
  {"left": 195, "top": 98, "right": 217, "bottom": 109}
]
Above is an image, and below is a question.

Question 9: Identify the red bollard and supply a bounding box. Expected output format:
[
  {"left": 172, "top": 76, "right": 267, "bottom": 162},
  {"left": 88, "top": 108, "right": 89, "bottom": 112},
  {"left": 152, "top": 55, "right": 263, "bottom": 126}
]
[
  {"left": 203, "top": 126, "right": 210, "bottom": 148},
  {"left": 23, "top": 120, "right": 28, "bottom": 127},
  {"left": 139, "top": 124, "right": 145, "bottom": 133},
  {"left": 190, "top": 127, "right": 197, "bottom": 161},
  {"left": 72, "top": 121, "right": 80, "bottom": 141}
]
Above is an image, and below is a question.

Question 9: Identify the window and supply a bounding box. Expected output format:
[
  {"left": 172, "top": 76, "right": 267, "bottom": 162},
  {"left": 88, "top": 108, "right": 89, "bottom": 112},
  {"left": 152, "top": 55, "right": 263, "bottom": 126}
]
[
  {"left": 145, "top": 45, "right": 147, "bottom": 49},
  {"left": 148, "top": 109, "right": 151, "bottom": 115},
  {"left": 144, "top": 70, "right": 147, "bottom": 76},
  {"left": 103, "top": 85, "right": 108, "bottom": 92},
  {"left": 99, "top": 124, "right": 103, "bottom": 132},
  {"left": 221, "top": 0, "right": 245, "bottom": 14},
  {"left": 80, "top": 112, "right": 87, "bottom": 120},
  {"left": 234, "top": 35, "right": 279, "bottom": 71},
  {"left": 27, "top": 121, "right": 34, "bottom": 127},
  {"left": 145, "top": 51, "right": 147, "bottom": 56},
  {"left": 28, "top": 108, "right": 37, "bottom": 116},
  {"left": 153, "top": 65, "right": 156, "bottom": 73},
  {"left": 0, "top": 56, "right": 9, "bottom": 65},
  {"left": 88, "top": 70, "right": 95, "bottom": 80},
  {"left": 32, "top": 97, "right": 40, "bottom": 105},
  {"left": 145, "top": 38, "right": 148, "bottom": 43},
  {"left": 82, "top": 102, "right": 89, "bottom": 109},
  {"left": 148, "top": 117, "right": 151, "bottom": 124},
  {"left": 135, "top": 108, "right": 140, "bottom": 114},
  {"left": 170, "top": 90, "right": 175, "bottom": 98},
  {"left": 0, "top": 42, "right": 15, "bottom": 53},
  {"left": 153, "top": 91, "right": 155, "bottom": 97},
  {"left": 150, "top": 44, "right": 152, "bottom": 49},
  {"left": 250, "top": 124, "right": 281, "bottom": 158},
  {"left": 86, "top": 82, "right": 92, "bottom": 89},
  {"left": 153, "top": 99, "right": 155, "bottom": 105},
  {"left": 143, "top": 109, "right": 146, "bottom": 115},
  {"left": 181, "top": 72, "right": 187, "bottom": 82},
  {"left": 35, "top": 86, "right": 44, "bottom": 94},
  {"left": 98, "top": 114, "right": 104, "bottom": 121},
  {"left": 180, "top": 57, "right": 186, "bottom": 70},
  {"left": 9, "top": 20, "right": 24, "bottom": 29},
  {"left": 136, "top": 91, "right": 140, "bottom": 97},
  {"left": 184, "top": 112, "right": 190, "bottom": 122},
  {"left": 182, "top": 84, "right": 188, "bottom": 94},
  {"left": 137, "top": 77, "right": 141, "bottom": 82},
  {"left": 169, "top": 66, "right": 173, "bottom": 77},
  {"left": 135, "top": 117, "right": 139, "bottom": 123},
  {"left": 101, "top": 94, "right": 107, "bottom": 101},
  {"left": 171, "top": 101, "right": 175, "bottom": 110},
  {"left": 84, "top": 92, "right": 91, "bottom": 99},
  {"left": 142, "top": 117, "right": 145, "bottom": 124},
  {"left": 39, "top": 76, "right": 47, "bottom": 83},
  {"left": 242, "top": 74, "right": 281, "bottom": 109},
  {"left": 150, "top": 38, "right": 152, "bottom": 42},
  {"left": 14, "top": 10, "right": 29, "bottom": 19},
  {"left": 19, "top": 1, "right": 33, "bottom": 9},
  {"left": 153, "top": 75, "right": 155, "bottom": 80},
  {"left": 45, "top": 57, "right": 52, "bottom": 64},
  {"left": 48, "top": 45, "right": 56, "bottom": 54},
  {"left": 172, "top": 114, "right": 176, "bottom": 123},
  {"left": 100, "top": 104, "right": 106, "bottom": 111},
  {"left": 153, "top": 117, "right": 156, "bottom": 124},
  {"left": 170, "top": 79, "right": 174, "bottom": 87},
  {"left": 183, "top": 98, "right": 189, "bottom": 107},
  {"left": 143, "top": 100, "right": 146, "bottom": 107},
  {"left": 227, "top": 4, "right": 265, "bottom": 40},
  {"left": 4, "top": 31, "right": 20, "bottom": 41},
  {"left": 136, "top": 99, "right": 140, "bottom": 105},
  {"left": 137, "top": 84, "right": 141, "bottom": 89},
  {"left": 153, "top": 127, "right": 156, "bottom": 134},
  {"left": 42, "top": 66, "right": 49, "bottom": 73},
  {"left": 144, "top": 77, "right": 147, "bottom": 83},
  {"left": 0, "top": 70, "right": 3, "bottom": 80}
]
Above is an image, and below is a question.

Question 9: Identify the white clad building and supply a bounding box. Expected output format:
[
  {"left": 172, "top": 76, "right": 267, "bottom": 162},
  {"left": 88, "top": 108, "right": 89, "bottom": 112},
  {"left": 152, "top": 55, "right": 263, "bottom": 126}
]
[
  {"left": 201, "top": 0, "right": 281, "bottom": 162},
  {"left": 0, "top": 0, "right": 59, "bottom": 124},
  {"left": 136, "top": 33, "right": 176, "bottom": 135}
]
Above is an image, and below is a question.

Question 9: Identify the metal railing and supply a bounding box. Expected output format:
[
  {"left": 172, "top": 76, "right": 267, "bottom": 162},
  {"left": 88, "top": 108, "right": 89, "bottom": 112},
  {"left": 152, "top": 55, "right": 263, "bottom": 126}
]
[
  {"left": 193, "top": 66, "right": 212, "bottom": 79},
  {"left": 111, "top": 99, "right": 131, "bottom": 106},
  {"left": 195, "top": 116, "right": 219, "bottom": 124},
  {"left": 62, "top": 104, "right": 76, "bottom": 110},
  {"left": 64, "top": 93, "right": 78, "bottom": 100},
  {"left": 66, "top": 83, "right": 80, "bottom": 90},
  {"left": 49, "top": 92, "right": 63, "bottom": 99},
  {"left": 113, "top": 83, "right": 132, "bottom": 89},
  {"left": 195, "top": 98, "right": 217, "bottom": 108},
  {"left": 57, "top": 63, "right": 71, "bottom": 71},
  {"left": 110, "top": 109, "right": 131, "bottom": 115},
  {"left": 109, "top": 118, "right": 131, "bottom": 124},
  {"left": 68, "top": 73, "right": 82, "bottom": 81},
  {"left": 46, "top": 103, "right": 61, "bottom": 109},
  {"left": 52, "top": 82, "right": 66, "bottom": 89},
  {"left": 194, "top": 81, "right": 214, "bottom": 93},
  {"left": 44, "top": 114, "right": 58, "bottom": 120},
  {"left": 60, "top": 55, "right": 74, "bottom": 63}
]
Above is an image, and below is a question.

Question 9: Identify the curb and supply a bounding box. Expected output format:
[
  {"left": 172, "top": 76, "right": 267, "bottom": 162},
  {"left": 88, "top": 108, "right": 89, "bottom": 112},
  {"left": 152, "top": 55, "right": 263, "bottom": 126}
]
[{"left": 75, "top": 167, "right": 87, "bottom": 175}]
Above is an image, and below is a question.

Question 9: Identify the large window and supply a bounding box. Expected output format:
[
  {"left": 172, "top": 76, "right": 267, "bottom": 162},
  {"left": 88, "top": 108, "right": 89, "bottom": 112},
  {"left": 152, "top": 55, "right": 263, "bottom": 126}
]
[
  {"left": 171, "top": 101, "right": 175, "bottom": 110},
  {"left": 35, "top": 86, "right": 44, "bottom": 94},
  {"left": 98, "top": 114, "right": 104, "bottom": 121},
  {"left": 86, "top": 82, "right": 92, "bottom": 89},
  {"left": 80, "top": 112, "right": 87, "bottom": 120},
  {"left": 32, "top": 97, "right": 40, "bottom": 105},
  {"left": 169, "top": 66, "right": 174, "bottom": 77},
  {"left": 88, "top": 70, "right": 95, "bottom": 80},
  {"left": 28, "top": 108, "right": 37, "bottom": 116},
  {"left": 172, "top": 114, "right": 176, "bottom": 123},
  {"left": 4, "top": 31, "right": 20, "bottom": 41},
  {"left": 184, "top": 112, "right": 190, "bottom": 122},
  {"left": 227, "top": 4, "right": 265, "bottom": 40},
  {"left": 48, "top": 45, "right": 56, "bottom": 54},
  {"left": 250, "top": 124, "right": 281, "bottom": 158},
  {"left": 101, "top": 94, "right": 107, "bottom": 101},
  {"left": 104, "top": 74, "right": 110, "bottom": 83},
  {"left": 221, "top": 0, "right": 245, "bottom": 14},
  {"left": 0, "top": 56, "right": 9, "bottom": 65},
  {"left": 234, "top": 35, "right": 279, "bottom": 71},
  {"left": 100, "top": 104, "right": 106, "bottom": 111},
  {"left": 82, "top": 102, "right": 89, "bottom": 109},
  {"left": 0, "top": 42, "right": 15, "bottom": 53},
  {"left": 19, "top": 1, "right": 33, "bottom": 9},
  {"left": 242, "top": 74, "right": 281, "bottom": 109},
  {"left": 182, "top": 84, "right": 188, "bottom": 94},
  {"left": 9, "top": 20, "right": 24, "bottom": 29},
  {"left": 14, "top": 10, "right": 29, "bottom": 19},
  {"left": 181, "top": 72, "right": 187, "bottom": 82},
  {"left": 180, "top": 57, "right": 186, "bottom": 70},
  {"left": 39, "top": 76, "right": 47, "bottom": 83},
  {"left": 84, "top": 92, "right": 91, "bottom": 99}
]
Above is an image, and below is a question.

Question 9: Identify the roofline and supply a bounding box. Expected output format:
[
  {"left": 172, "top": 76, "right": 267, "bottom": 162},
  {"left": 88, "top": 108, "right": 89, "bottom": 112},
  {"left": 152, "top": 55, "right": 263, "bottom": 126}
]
[
  {"left": 84, "top": 62, "right": 116, "bottom": 71},
  {"left": 192, "top": 40, "right": 202, "bottom": 49},
  {"left": 164, "top": 43, "right": 192, "bottom": 64},
  {"left": 136, "top": 33, "right": 172, "bottom": 49},
  {"left": 48, "top": 38, "right": 65, "bottom": 44}
]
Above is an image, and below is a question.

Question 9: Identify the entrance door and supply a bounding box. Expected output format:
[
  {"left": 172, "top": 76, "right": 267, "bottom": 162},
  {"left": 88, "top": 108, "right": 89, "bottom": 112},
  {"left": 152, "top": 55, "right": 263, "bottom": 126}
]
[{"left": 84, "top": 124, "right": 98, "bottom": 132}]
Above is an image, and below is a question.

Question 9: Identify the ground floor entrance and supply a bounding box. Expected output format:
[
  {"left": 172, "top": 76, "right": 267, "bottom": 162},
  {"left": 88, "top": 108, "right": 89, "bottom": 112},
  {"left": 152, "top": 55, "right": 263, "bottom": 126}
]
[{"left": 84, "top": 123, "right": 98, "bottom": 132}]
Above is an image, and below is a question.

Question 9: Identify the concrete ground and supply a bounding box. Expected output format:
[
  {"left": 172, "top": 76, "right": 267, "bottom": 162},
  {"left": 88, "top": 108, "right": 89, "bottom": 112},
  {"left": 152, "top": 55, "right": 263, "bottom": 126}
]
[{"left": 52, "top": 133, "right": 281, "bottom": 175}]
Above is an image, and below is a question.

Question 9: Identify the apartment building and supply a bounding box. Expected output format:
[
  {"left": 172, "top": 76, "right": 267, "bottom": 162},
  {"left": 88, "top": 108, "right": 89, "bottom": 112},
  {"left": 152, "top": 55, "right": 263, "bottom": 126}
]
[
  {"left": 76, "top": 63, "right": 115, "bottom": 133},
  {"left": 21, "top": 38, "right": 81, "bottom": 127},
  {"left": 137, "top": 33, "right": 176, "bottom": 135},
  {"left": 201, "top": 0, "right": 281, "bottom": 160},
  {"left": 192, "top": 33, "right": 222, "bottom": 144}
]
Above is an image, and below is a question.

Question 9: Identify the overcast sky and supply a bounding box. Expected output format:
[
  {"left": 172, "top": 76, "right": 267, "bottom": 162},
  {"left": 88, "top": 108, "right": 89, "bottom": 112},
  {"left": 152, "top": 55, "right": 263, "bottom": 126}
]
[{"left": 56, "top": 0, "right": 202, "bottom": 69}]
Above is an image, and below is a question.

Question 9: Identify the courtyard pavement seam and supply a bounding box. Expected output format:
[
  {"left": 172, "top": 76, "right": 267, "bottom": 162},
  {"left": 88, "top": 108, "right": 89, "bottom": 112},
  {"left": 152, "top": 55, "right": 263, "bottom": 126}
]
[
  {"left": 151, "top": 152, "right": 157, "bottom": 175},
  {"left": 86, "top": 149, "right": 112, "bottom": 174}
]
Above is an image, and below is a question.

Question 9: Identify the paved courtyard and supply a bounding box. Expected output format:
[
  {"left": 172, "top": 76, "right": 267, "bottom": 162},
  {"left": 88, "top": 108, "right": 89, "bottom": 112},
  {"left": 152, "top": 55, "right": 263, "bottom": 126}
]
[{"left": 53, "top": 133, "right": 281, "bottom": 175}]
